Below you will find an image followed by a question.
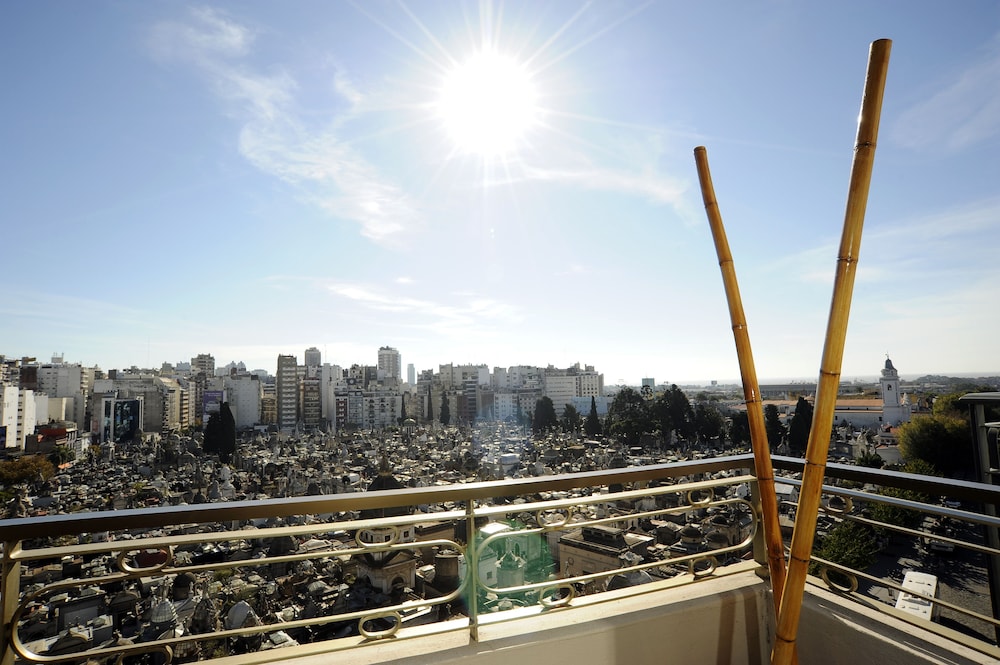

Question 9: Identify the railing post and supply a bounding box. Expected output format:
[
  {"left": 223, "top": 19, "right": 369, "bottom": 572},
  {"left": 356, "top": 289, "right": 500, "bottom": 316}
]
[
  {"left": 964, "top": 398, "right": 1000, "bottom": 644},
  {"left": 749, "top": 478, "right": 770, "bottom": 574},
  {"left": 465, "top": 500, "right": 479, "bottom": 642},
  {"left": 1, "top": 541, "right": 21, "bottom": 665}
]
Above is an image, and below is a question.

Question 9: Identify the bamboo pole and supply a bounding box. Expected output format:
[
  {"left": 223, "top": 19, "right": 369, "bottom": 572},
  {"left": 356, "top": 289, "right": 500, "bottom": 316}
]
[
  {"left": 693, "top": 147, "right": 790, "bottom": 622},
  {"left": 771, "top": 38, "right": 891, "bottom": 665}
]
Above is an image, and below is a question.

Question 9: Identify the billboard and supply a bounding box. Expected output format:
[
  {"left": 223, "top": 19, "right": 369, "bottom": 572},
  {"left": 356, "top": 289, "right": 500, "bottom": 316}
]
[
  {"left": 113, "top": 399, "right": 141, "bottom": 443},
  {"left": 204, "top": 390, "right": 224, "bottom": 416},
  {"left": 101, "top": 398, "right": 142, "bottom": 443}
]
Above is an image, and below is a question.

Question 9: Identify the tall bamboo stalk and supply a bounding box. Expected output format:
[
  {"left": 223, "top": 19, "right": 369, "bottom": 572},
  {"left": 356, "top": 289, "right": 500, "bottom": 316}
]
[
  {"left": 771, "top": 38, "right": 891, "bottom": 665},
  {"left": 693, "top": 147, "right": 790, "bottom": 620}
]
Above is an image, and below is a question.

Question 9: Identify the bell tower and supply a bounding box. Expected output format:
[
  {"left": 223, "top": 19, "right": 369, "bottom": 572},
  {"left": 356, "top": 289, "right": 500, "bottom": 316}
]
[{"left": 880, "top": 356, "right": 907, "bottom": 425}]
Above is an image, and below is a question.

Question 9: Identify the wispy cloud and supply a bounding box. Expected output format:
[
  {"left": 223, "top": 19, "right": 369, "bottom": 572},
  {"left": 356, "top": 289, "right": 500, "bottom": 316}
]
[
  {"left": 149, "top": 7, "right": 255, "bottom": 61},
  {"left": 892, "top": 34, "right": 1000, "bottom": 152},
  {"left": 325, "top": 281, "right": 522, "bottom": 338},
  {"left": 521, "top": 164, "right": 686, "bottom": 206},
  {"left": 0, "top": 292, "right": 149, "bottom": 332},
  {"left": 770, "top": 197, "right": 1000, "bottom": 285},
  {"left": 148, "top": 7, "right": 420, "bottom": 244}
]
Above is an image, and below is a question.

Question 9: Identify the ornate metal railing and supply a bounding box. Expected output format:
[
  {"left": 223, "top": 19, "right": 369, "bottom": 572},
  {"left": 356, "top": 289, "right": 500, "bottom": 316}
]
[
  {"left": 0, "top": 455, "right": 761, "bottom": 665},
  {"left": 3, "top": 453, "right": 1000, "bottom": 664},
  {"left": 772, "top": 455, "right": 1000, "bottom": 657}
]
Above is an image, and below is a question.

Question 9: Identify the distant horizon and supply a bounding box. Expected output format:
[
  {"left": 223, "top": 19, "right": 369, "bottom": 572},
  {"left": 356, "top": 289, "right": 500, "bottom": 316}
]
[
  {"left": 669, "top": 372, "right": 1000, "bottom": 388},
  {"left": 5, "top": 349, "right": 997, "bottom": 390}
]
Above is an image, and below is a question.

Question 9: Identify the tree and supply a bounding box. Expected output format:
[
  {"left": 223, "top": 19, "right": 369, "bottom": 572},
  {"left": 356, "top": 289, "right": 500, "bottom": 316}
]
[
  {"left": 202, "top": 403, "right": 235, "bottom": 462},
  {"left": 561, "top": 403, "right": 582, "bottom": 434},
  {"left": 650, "top": 393, "right": 673, "bottom": 445},
  {"left": 855, "top": 449, "right": 884, "bottom": 468},
  {"left": 813, "top": 520, "right": 879, "bottom": 584},
  {"left": 667, "top": 385, "right": 696, "bottom": 442},
  {"left": 48, "top": 445, "right": 76, "bottom": 467},
  {"left": 399, "top": 397, "right": 407, "bottom": 425},
  {"left": 532, "top": 397, "right": 559, "bottom": 435},
  {"left": 694, "top": 403, "right": 726, "bottom": 443},
  {"left": 786, "top": 397, "right": 814, "bottom": 455},
  {"left": 897, "top": 414, "right": 971, "bottom": 477},
  {"left": 606, "top": 387, "right": 650, "bottom": 446},
  {"left": 931, "top": 392, "right": 966, "bottom": 418},
  {"left": 219, "top": 402, "right": 236, "bottom": 463},
  {"left": 439, "top": 391, "right": 451, "bottom": 427},
  {"left": 870, "top": 460, "right": 937, "bottom": 533},
  {"left": 203, "top": 412, "right": 222, "bottom": 456},
  {"left": 764, "top": 404, "right": 785, "bottom": 451},
  {"left": 729, "top": 411, "right": 750, "bottom": 448},
  {"left": 0, "top": 455, "right": 55, "bottom": 486},
  {"left": 584, "top": 396, "right": 602, "bottom": 437}
]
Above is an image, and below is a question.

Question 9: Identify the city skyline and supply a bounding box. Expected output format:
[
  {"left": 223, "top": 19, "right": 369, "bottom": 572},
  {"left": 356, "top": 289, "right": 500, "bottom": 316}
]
[
  {"left": 5, "top": 346, "right": 996, "bottom": 389},
  {"left": 3, "top": 2, "right": 998, "bottom": 386}
]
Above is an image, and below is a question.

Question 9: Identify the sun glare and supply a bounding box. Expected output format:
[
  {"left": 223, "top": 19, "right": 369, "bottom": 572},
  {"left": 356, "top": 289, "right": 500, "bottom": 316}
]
[{"left": 437, "top": 50, "right": 538, "bottom": 157}]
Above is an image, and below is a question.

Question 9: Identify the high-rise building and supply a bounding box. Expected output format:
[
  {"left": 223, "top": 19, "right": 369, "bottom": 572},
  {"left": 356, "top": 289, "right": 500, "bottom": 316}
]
[
  {"left": 276, "top": 354, "right": 299, "bottom": 432},
  {"left": 304, "top": 347, "right": 322, "bottom": 369},
  {"left": 35, "top": 361, "right": 93, "bottom": 429},
  {"left": 378, "top": 346, "right": 401, "bottom": 380},
  {"left": 302, "top": 376, "right": 322, "bottom": 430},
  {"left": 224, "top": 374, "right": 263, "bottom": 430},
  {"left": 192, "top": 354, "right": 215, "bottom": 376},
  {"left": 407, "top": 363, "right": 415, "bottom": 386},
  {"left": 0, "top": 386, "right": 35, "bottom": 449}
]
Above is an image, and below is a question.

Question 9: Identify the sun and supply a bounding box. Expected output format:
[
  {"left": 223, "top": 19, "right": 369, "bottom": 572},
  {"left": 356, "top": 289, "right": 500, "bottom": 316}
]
[{"left": 437, "top": 50, "right": 539, "bottom": 157}]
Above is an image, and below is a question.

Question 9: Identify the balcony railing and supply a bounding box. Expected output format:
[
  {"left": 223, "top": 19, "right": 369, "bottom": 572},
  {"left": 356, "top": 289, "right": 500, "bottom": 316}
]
[{"left": 2, "top": 453, "right": 1000, "bottom": 665}]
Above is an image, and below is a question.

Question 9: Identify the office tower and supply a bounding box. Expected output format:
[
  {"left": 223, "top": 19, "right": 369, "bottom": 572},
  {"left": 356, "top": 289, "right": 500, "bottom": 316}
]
[
  {"left": 378, "top": 346, "right": 401, "bottom": 380},
  {"left": 276, "top": 354, "right": 299, "bottom": 432}
]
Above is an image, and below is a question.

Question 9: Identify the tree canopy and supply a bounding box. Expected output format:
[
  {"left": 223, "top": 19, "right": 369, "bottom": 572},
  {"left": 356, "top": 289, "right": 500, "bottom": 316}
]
[
  {"left": 439, "top": 391, "right": 450, "bottom": 427},
  {"left": 694, "top": 402, "right": 727, "bottom": 443},
  {"left": 666, "top": 385, "right": 696, "bottom": 441},
  {"left": 764, "top": 404, "right": 785, "bottom": 451},
  {"left": 813, "top": 520, "right": 879, "bottom": 582},
  {"left": 584, "top": 396, "right": 602, "bottom": 437},
  {"left": 605, "top": 387, "right": 648, "bottom": 445},
  {"left": 729, "top": 411, "right": 750, "bottom": 448},
  {"left": 604, "top": 384, "right": 700, "bottom": 448},
  {"left": 786, "top": 397, "right": 813, "bottom": 455},
  {"left": 561, "top": 403, "right": 582, "bottom": 434},
  {"left": 202, "top": 402, "right": 236, "bottom": 462},
  {"left": 870, "top": 460, "right": 937, "bottom": 532},
  {"left": 532, "top": 396, "right": 560, "bottom": 435},
  {"left": 0, "top": 455, "right": 55, "bottom": 487},
  {"left": 897, "top": 414, "right": 971, "bottom": 477},
  {"left": 855, "top": 449, "right": 884, "bottom": 469}
]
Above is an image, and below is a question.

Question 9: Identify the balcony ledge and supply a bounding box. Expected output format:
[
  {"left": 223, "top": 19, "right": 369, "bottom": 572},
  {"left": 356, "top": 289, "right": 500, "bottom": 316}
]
[{"left": 208, "top": 563, "right": 996, "bottom": 665}]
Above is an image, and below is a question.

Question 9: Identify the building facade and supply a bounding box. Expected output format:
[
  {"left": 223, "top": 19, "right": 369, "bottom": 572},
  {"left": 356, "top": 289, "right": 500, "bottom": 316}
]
[
  {"left": 276, "top": 354, "right": 299, "bottom": 433},
  {"left": 378, "top": 346, "right": 401, "bottom": 381}
]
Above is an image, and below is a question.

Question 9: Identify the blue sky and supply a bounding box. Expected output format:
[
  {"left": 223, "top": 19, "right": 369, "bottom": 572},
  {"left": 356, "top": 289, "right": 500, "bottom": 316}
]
[{"left": 2, "top": 1, "right": 998, "bottom": 385}]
